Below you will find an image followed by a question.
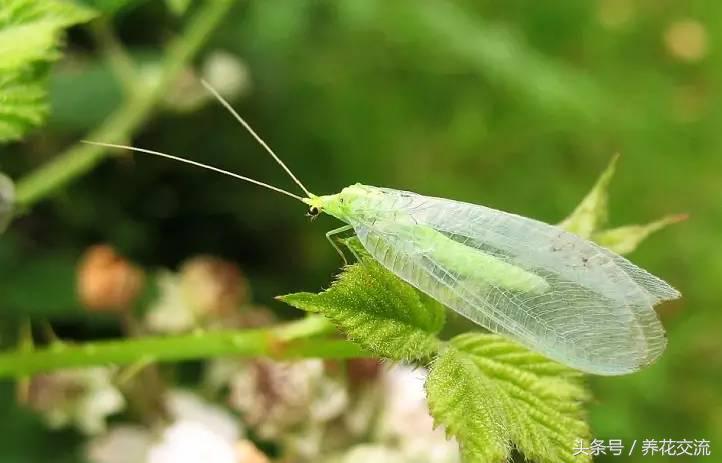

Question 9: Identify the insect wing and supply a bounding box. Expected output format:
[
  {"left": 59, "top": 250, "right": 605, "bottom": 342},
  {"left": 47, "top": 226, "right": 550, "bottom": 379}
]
[{"left": 350, "top": 187, "right": 679, "bottom": 375}]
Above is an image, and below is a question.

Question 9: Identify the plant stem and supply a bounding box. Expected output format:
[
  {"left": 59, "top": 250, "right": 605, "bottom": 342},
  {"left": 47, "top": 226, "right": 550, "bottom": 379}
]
[
  {"left": 90, "top": 19, "right": 140, "bottom": 95},
  {"left": 0, "top": 317, "right": 369, "bottom": 379},
  {"left": 15, "top": 0, "right": 235, "bottom": 207}
]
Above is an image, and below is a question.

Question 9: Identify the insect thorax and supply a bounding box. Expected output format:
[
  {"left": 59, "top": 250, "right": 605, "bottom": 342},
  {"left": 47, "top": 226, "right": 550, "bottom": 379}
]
[{"left": 305, "top": 183, "right": 386, "bottom": 223}]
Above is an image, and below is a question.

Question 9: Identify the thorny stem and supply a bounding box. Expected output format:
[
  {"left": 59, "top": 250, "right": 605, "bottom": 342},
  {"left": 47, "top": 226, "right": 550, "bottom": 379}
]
[
  {"left": 0, "top": 316, "right": 370, "bottom": 379},
  {"left": 14, "top": 0, "right": 235, "bottom": 207}
]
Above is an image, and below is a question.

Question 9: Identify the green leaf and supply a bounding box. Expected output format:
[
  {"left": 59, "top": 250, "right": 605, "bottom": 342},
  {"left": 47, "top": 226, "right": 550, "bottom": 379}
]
[
  {"left": 558, "top": 154, "right": 618, "bottom": 238},
  {"left": 0, "top": 0, "right": 95, "bottom": 71},
  {"left": 592, "top": 213, "right": 688, "bottom": 255},
  {"left": 558, "top": 155, "right": 685, "bottom": 254},
  {"left": 278, "top": 257, "right": 445, "bottom": 361},
  {"left": 426, "top": 346, "right": 509, "bottom": 462},
  {"left": 426, "top": 333, "right": 591, "bottom": 463},
  {"left": 0, "top": 0, "right": 96, "bottom": 142},
  {"left": 0, "top": 67, "right": 48, "bottom": 142},
  {"left": 0, "top": 172, "right": 14, "bottom": 233}
]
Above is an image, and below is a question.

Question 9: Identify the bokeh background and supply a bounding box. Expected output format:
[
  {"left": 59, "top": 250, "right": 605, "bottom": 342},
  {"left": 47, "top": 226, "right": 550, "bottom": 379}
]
[{"left": 1, "top": 1, "right": 720, "bottom": 462}]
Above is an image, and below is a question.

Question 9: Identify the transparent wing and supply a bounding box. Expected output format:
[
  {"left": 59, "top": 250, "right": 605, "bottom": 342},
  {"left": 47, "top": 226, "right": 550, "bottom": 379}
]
[{"left": 350, "top": 186, "right": 679, "bottom": 375}]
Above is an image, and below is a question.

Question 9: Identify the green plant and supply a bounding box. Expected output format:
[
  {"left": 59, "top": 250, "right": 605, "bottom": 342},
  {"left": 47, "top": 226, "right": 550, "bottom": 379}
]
[
  {"left": 0, "top": 3, "right": 685, "bottom": 462},
  {"left": 0, "top": 0, "right": 95, "bottom": 142},
  {"left": 0, "top": 154, "right": 681, "bottom": 462},
  {"left": 277, "top": 156, "right": 680, "bottom": 463}
]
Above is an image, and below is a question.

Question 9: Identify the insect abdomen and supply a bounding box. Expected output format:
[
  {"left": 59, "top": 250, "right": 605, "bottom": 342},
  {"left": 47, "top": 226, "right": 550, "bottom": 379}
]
[{"left": 410, "top": 225, "right": 550, "bottom": 294}]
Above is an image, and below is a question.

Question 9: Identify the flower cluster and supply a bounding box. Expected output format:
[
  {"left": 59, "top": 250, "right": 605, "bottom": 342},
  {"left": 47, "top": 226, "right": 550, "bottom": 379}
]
[{"left": 22, "top": 247, "right": 460, "bottom": 463}]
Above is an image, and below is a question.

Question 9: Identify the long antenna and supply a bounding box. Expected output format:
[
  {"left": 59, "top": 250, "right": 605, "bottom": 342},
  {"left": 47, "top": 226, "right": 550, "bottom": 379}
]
[
  {"left": 81, "top": 141, "right": 305, "bottom": 202},
  {"left": 200, "top": 79, "right": 312, "bottom": 197}
]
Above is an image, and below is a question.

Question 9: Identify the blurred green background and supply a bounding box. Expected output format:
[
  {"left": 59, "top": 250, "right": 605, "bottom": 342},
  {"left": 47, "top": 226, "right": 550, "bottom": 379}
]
[{"left": 1, "top": 1, "right": 720, "bottom": 462}]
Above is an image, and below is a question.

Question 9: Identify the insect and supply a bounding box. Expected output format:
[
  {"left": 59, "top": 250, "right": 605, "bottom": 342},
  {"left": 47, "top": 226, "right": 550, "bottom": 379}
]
[{"left": 85, "top": 81, "right": 680, "bottom": 376}]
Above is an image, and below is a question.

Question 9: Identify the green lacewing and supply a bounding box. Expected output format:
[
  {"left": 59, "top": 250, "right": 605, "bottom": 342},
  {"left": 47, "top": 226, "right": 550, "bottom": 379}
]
[{"left": 85, "top": 81, "right": 679, "bottom": 375}]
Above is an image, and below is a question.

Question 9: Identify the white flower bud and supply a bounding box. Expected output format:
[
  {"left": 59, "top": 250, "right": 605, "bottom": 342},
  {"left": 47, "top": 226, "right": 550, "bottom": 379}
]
[{"left": 27, "top": 368, "right": 125, "bottom": 435}]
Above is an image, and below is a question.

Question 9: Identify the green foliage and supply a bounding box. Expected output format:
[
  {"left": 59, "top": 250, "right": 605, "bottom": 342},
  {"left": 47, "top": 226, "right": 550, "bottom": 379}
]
[
  {"left": 426, "top": 346, "right": 509, "bottom": 462},
  {"left": 593, "top": 214, "right": 689, "bottom": 256},
  {"left": 559, "top": 154, "right": 619, "bottom": 237},
  {"left": 281, "top": 246, "right": 594, "bottom": 463},
  {"left": 427, "top": 334, "right": 591, "bottom": 463},
  {"left": 0, "top": 1, "right": 713, "bottom": 460},
  {"left": 280, "top": 249, "right": 593, "bottom": 463},
  {"left": 0, "top": 0, "right": 95, "bottom": 142},
  {"left": 0, "top": 61, "right": 48, "bottom": 142},
  {"left": 560, "top": 156, "right": 684, "bottom": 254},
  {"left": 279, "top": 256, "right": 445, "bottom": 361},
  {"left": 0, "top": 172, "right": 14, "bottom": 233},
  {"left": 278, "top": 157, "right": 685, "bottom": 463}
]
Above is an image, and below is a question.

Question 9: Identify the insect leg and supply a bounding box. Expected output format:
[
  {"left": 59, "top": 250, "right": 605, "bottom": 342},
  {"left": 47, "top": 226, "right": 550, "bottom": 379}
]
[{"left": 326, "top": 225, "right": 354, "bottom": 265}]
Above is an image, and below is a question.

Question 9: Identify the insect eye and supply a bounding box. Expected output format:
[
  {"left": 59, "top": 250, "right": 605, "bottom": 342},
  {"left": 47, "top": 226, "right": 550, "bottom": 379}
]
[{"left": 307, "top": 206, "right": 320, "bottom": 217}]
